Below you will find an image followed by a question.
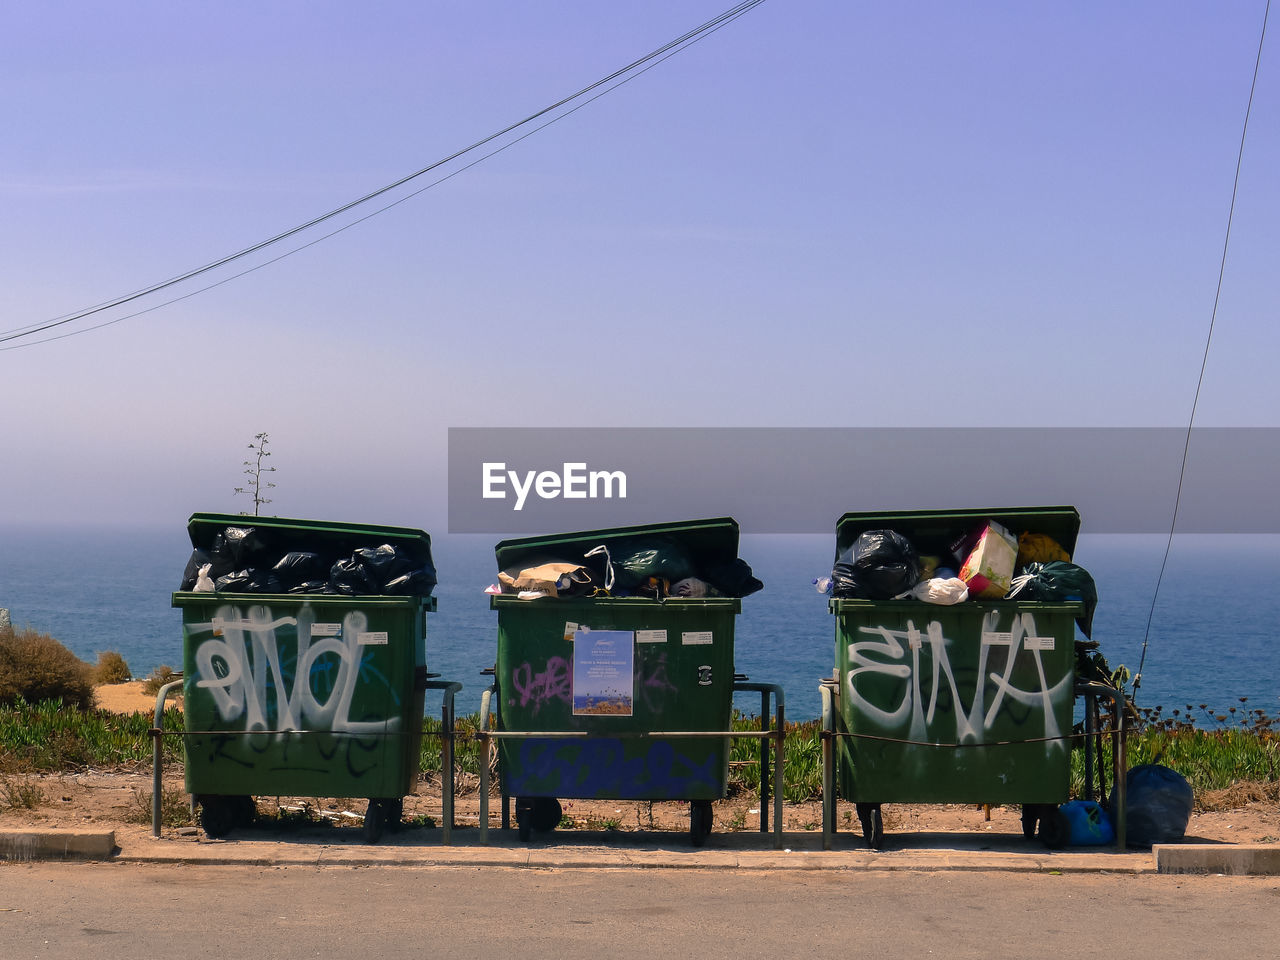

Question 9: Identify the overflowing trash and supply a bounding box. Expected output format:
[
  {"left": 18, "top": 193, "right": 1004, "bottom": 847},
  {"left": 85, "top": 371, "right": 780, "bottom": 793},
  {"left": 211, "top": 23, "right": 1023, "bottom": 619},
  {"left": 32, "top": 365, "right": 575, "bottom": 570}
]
[
  {"left": 822, "top": 514, "right": 1095, "bottom": 612},
  {"left": 179, "top": 522, "right": 437, "bottom": 598},
  {"left": 491, "top": 527, "right": 763, "bottom": 600}
]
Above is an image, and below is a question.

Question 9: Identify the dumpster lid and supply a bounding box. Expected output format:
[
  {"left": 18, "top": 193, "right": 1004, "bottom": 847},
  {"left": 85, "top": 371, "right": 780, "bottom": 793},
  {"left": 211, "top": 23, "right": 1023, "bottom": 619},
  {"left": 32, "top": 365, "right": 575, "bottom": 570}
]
[
  {"left": 186, "top": 512, "right": 432, "bottom": 556},
  {"left": 834, "top": 506, "right": 1081, "bottom": 558},
  {"left": 494, "top": 517, "right": 741, "bottom": 572}
]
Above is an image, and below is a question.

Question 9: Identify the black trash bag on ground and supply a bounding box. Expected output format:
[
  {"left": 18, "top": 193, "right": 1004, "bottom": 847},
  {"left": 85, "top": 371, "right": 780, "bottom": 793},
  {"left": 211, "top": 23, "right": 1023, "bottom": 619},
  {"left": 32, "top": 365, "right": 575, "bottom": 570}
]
[
  {"left": 701, "top": 558, "right": 764, "bottom": 598},
  {"left": 1008, "top": 561, "right": 1098, "bottom": 638},
  {"left": 1125, "top": 763, "right": 1194, "bottom": 848},
  {"left": 607, "top": 539, "right": 696, "bottom": 592},
  {"left": 832, "top": 530, "right": 920, "bottom": 600}
]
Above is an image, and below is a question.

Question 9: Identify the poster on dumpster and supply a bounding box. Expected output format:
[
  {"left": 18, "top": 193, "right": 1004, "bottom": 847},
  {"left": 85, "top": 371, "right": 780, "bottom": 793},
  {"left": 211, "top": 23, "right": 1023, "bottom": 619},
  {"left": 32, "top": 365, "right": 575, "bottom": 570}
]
[{"left": 572, "top": 629, "right": 634, "bottom": 716}]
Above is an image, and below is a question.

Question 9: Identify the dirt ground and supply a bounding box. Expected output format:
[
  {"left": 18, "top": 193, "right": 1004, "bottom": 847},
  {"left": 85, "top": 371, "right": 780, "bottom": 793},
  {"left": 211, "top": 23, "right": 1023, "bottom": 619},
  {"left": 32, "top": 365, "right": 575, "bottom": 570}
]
[{"left": 3, "top": 683, "right": 1275, "bottom": 846}]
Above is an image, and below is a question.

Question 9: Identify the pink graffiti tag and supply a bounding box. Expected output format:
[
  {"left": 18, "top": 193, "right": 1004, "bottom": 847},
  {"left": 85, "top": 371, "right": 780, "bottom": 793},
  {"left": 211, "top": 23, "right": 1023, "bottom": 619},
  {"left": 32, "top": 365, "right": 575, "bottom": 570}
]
[
  {"left": 637, "top": 653, "right": 678, "bottom": 711},
  {"left": 510, "top": 657, "right": 571, "bottom": 714}
]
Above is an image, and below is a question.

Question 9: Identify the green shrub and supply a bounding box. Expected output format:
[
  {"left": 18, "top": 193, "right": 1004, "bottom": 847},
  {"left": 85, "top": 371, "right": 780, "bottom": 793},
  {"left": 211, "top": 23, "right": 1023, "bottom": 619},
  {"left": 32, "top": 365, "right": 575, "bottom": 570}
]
[
  {"left": 141, "top": 665, "right": 180, "bottom": 696},
  {"left": 93, "top": 650, "right": 132, "bottom": 685},
  {"left": 0, "top": 625, "right": 95, "bottom": 710}
]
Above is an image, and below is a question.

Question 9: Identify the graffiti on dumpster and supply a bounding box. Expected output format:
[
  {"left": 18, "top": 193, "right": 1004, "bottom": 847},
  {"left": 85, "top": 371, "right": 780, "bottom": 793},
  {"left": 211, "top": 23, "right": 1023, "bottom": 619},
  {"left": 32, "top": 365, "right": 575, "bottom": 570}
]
[
  {"left": 637, "top": 652, "right": 678, "bottom": 711},
  {"left": 510, "top": 656, "right": 572, "bottom": 714},
  {"left": 510, "top": 652, "right": 684, "bottom": 715},
  {"left": 845, "top": 612, "right": 1071, "bottom": 749},
  {"left": 510, "top": 737, "right": 720, "bottom": 797},
  {"left": 191, "top": 603, "right": 398, "bottom": 739}
]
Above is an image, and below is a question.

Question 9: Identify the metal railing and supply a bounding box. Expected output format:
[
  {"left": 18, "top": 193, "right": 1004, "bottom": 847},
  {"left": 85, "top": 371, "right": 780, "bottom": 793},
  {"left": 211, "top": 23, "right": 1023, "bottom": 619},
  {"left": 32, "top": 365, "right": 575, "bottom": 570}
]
[
  {"left": 150, "top": 677, "right": 463, "bottom": 843},
  {"left": 477, "top": 678, "right": 785, "bottom": 847},
  {"left": 819, "top": 677, "right": 1129, "bottom": 851}
]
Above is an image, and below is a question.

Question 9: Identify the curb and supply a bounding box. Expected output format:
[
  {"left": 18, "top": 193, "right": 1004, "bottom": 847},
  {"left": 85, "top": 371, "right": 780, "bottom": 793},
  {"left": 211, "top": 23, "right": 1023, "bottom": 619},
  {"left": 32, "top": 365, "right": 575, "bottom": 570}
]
[
  {"left": 0, "top": 830, "right": 117, "bottom": 861},
  {"left": 1154, "top": 844, "right": 1280, "bottom": 876},
  {"left": 7, "top": 830, "right": 1280, "bottom": 875}
]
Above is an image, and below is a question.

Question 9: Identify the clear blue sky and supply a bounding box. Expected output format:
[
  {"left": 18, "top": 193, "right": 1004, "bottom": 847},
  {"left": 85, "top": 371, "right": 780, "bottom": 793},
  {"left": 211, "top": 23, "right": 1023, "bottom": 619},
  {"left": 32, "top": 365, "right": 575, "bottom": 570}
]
[{"left": 1, "top": 1, "right": 1275, "bottom": 530}]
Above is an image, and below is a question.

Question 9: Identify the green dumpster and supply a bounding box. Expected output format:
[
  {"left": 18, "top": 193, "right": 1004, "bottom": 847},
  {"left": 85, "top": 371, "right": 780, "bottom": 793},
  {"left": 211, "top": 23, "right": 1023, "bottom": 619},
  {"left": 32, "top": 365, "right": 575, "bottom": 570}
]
[
  {"left": 489, "top": 518, "right": 750, "bottom": 845},
  {"left": 824, "top": 506, "right": 1085, "bottom": 848},
  {"left": 172, "top": 513, "right": 436, "bottom": 842}
]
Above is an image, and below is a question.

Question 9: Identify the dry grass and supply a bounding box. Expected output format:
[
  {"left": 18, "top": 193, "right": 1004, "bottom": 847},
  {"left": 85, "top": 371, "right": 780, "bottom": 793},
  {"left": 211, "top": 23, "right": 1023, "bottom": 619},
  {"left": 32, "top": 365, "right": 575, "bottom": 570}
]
[
  {"left": 141, "top": 665, "right": 180, "bottom": 696},
  {"left": 1, "top": 774, "right": 46, "bottom": 810},
  {"left": 1198, "top": 780, "right": 1280, "bottom": 811},
  {"left": 0, "top": 624, "right": 95, "bottom": 710},
  {"left": 92, "top": 650, "right": 132, "bottom": 685}
]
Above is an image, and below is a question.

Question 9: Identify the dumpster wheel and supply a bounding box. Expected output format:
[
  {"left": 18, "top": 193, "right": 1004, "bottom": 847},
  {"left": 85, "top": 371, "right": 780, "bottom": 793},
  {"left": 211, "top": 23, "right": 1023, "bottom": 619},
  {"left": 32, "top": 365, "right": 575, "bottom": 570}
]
[
  {"left": 197, "top": 795, "right": 252, "bottom": 839},
  {"left": 856, "top": 803, "right": 883, "bottom": 850},
  {"left": 690, "top": 800, "right": 713, "bottom": 847},
  {"left": 515, "top": 797, "right": 562, "bottom": 842},
  {"left": 1022, "top": 803, "right": 1051, "bottom": 840},
  {"left": 363, "top": 798, "right": 397, "bottom": 844}
]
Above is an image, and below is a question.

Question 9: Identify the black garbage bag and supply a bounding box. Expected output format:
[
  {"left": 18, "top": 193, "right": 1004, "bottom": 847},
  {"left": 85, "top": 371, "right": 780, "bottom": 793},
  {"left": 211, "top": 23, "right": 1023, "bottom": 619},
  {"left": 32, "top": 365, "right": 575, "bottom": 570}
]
[
  {"left": 1008, "top": 561, "right": 1098, "bottom": 638},
  {"left": 328, "top": 556, "right": 379, "bottom": 596},
  {"left": 211, "top": 526, "right": 273, "bottom": 570},
  {"left": 272, "top": 551, "right": 330, "bottom": 591},
  {"left": 179, "top": 549, "right": 214, "bottom": 590},
  {"left": 288, "top": 580, "right": 331, "bottom": 594},
  {"left": 327, "top": 544, "right": 438, "bottom": 597},
  {"left": 215, "top": 568, "right": 283, "bottom": 593},
  {"left": 701, "top": 557, "right": 764, "bottom": 598},
  {"left": 832, "top": 530, "right": 920, "bottom": 600},
  {"left": 1125, "top": 763, "right": 1194, "bottom": 848},
  {"left": 608, "top": 539, "right": 696, "bottom": 592}
]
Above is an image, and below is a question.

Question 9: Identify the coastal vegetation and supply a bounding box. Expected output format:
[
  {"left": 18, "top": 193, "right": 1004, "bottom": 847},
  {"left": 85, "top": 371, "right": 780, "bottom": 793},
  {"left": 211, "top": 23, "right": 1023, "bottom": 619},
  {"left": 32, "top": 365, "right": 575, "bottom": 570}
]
[{"left": 2, "top": 623, "right": 1277, "bottom": 815}]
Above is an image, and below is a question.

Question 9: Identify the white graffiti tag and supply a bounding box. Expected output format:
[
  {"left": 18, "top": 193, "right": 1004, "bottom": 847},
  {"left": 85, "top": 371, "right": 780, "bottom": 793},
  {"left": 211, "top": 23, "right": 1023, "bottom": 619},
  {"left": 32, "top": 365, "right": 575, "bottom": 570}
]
[
  {"left": 845, "top": 612, "right": 1071, "bottom": 749},
  {"left": 192, "top": 603, "right": 398, "bottom": 737}
]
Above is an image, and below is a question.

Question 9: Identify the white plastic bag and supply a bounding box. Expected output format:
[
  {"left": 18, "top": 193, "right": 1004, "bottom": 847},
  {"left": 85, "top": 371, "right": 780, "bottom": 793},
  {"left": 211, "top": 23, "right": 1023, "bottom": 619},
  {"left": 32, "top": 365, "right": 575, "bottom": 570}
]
[
  {"left": 909, "top": 576, "right": 969, "bottom": 605},
  {"left": 194, "top": 563, "right": 215, "bottom": 592}
]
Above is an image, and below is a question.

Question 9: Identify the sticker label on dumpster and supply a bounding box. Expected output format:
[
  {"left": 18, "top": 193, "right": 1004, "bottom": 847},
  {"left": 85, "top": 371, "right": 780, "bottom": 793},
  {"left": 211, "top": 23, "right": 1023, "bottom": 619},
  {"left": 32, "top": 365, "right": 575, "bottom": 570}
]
[
  {"left": 572, "top": 629, "right": 633, "bottom": 716},
  {"left": 211, "top": 617, "right": 261, "bottom": 636},
  {"left": 1024, "top": 636, "right": 1056, "bottom": 652},
  {"left": 357, "top": 631, "right": 388, "bottom": 645},
  {"left": 682, "top": 631, "right": 713, "bottom": 645},
  {"left": 981, "top": 631, "right": 1014, "bottom": 645},
  {"left": 636, "top": 629, "right": 667, "bottom": 644},
  {"left": 310, "top": 622, "right": 342, "bottom": 637},
  {"left": 563, "top": 622, "right": 579, "bottom": 642}
]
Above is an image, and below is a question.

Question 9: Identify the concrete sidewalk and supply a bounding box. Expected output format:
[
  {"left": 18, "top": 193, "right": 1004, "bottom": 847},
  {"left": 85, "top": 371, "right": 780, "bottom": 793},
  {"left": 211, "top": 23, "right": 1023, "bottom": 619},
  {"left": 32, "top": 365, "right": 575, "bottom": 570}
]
[{"left": 6, "top": 825, "right": 1276, "bottom": 874}]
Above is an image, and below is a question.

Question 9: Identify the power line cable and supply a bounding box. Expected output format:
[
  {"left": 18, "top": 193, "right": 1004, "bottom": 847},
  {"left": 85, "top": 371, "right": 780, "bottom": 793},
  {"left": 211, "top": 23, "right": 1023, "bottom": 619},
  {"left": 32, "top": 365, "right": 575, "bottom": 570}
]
[
  {"left": 1131, "top": 0, "right": 1270, "bottom": 705},
  {"left": 1, "top": 11, "right": 752, "bottom": 352},
  {"left": 0, "top": 0, "right": 768, "bottom": 348}
]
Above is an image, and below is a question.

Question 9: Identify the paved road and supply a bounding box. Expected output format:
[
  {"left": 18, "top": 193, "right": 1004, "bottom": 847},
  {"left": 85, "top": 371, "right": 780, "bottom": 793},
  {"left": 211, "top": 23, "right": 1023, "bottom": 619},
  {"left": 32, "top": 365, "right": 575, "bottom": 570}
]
[{"left": 3, "top": 863, "right": 1278, "bottom": 959}]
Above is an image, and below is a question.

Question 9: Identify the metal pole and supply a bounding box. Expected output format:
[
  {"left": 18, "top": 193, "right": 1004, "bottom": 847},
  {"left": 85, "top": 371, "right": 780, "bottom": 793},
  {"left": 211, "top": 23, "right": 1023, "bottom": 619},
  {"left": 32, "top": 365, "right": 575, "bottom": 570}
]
[
  {"left": 820, "top": 681, "right": 835, "bottom": 851},
  {"left": 759, "top": 689, "right": 769, "bottom": 834},
  {"left": 424, "top": 679, "right": 462, "bottom": 845},
  {"left": 1083, "top": 690, "right": 1096, "bottom": 801},
  {"left": 1115, "top": 696, "right": 1127, "bottom": 851},
  {"left": 151, "top": 679, "right": 184, "bottom": 838},
  {"left": 733, "top": 680, "right": 785, "bottom": 847},
  {"left": 772, "top": 685, "right": 784, "bottom": 849},
  {"left": 478, "top": 685, "right": 494, "bottom": 845}
]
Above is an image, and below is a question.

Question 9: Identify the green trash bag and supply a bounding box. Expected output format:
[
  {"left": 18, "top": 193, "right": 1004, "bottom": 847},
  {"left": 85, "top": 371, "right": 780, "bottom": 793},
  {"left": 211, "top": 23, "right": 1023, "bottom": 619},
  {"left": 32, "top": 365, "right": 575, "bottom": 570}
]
[{"left": 1007, "top": 561, "right": 1097, "bottom": 638}]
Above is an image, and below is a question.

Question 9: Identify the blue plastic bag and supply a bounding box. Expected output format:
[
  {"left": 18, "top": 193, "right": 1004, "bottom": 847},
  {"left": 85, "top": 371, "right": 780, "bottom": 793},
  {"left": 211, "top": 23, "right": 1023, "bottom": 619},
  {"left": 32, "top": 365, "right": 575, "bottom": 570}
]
[{"left": 1060, "top": 800, "right": 1115, "bottom": 846}]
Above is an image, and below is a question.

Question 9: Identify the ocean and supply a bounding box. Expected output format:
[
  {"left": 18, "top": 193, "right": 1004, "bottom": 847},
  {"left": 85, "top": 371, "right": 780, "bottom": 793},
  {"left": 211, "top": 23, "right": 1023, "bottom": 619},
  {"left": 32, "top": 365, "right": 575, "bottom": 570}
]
[{"left": 2, "top": 525, "right": 1277, "bottom": 722}]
